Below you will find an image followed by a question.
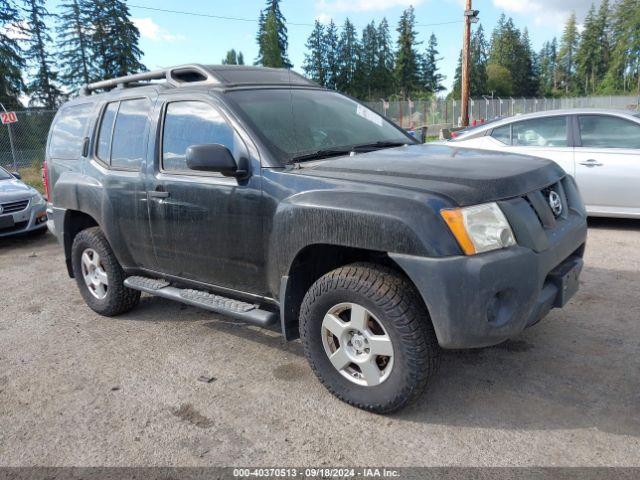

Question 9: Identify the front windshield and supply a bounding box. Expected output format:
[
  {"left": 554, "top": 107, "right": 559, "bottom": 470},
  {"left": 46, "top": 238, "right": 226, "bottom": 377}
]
[
  {"left": 227, "top": 89, "right": 413, "bottom": 163},
  {"left": 0, "top": 167, "right": 12, "bottom": 180}
]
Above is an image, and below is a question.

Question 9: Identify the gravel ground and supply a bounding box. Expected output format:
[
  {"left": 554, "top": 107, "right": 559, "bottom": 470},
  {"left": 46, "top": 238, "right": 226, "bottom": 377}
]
[{"left": 0, "top": 219, "right": 639, "bottom": 467}]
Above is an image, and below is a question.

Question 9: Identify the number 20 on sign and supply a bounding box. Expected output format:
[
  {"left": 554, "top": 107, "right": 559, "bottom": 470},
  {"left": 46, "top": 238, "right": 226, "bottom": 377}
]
[{"left": 1, "top": 111, "right": 18, "bottom": 125}]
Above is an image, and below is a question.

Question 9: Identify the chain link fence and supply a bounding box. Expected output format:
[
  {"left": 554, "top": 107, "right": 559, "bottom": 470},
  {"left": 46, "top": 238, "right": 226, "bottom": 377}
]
[
  {"left": 0, "top": 109, "right": 56, "bottom": 171},
  {"left": 1, "top": 96, "right": 639, "bottom": 172},
  {"left": 365, "top": 95, "right": 640, "bottom": 135}
]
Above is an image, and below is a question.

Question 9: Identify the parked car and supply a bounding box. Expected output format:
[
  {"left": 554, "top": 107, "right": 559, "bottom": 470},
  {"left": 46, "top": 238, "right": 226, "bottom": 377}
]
[
  {"left": 45, "top": 65, "right": 587, "bottom": 412},
  {"left": 0, "top": 166, "right": 47, "bottom": 237},
  {"left": 449, "top": 108, "right": 640, "bottom": 218}
]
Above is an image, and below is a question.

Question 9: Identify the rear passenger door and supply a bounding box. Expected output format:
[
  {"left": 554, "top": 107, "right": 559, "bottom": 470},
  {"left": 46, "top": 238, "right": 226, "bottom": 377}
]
[
  {"left": 146, "top": 95, "right": 265, "bottom": 294},
  {"left": 574, "top": 114, "right": 640, "bottom": 214},
  {"left": 91, "top": 96, "right": 157, "bottom": 269}
]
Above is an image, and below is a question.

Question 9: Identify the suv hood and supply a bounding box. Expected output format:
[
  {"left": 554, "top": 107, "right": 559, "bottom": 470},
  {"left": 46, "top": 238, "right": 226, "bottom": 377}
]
[
  {"left": 0, "top": 178, "right": 37, "bottom": 203},
  {"left": 297, "top": 144, "right": 565, "bottom": 206}
]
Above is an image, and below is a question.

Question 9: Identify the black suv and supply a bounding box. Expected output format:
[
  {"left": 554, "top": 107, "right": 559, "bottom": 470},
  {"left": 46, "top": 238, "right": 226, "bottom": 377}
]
[{"left": 45, "top": 65, "right": 587, "bottom": 412}]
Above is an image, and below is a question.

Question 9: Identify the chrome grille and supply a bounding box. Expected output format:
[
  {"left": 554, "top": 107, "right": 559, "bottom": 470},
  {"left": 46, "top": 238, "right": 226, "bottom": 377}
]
[{"left": 0, "top": 199, "right": 29, "bottom": 214}]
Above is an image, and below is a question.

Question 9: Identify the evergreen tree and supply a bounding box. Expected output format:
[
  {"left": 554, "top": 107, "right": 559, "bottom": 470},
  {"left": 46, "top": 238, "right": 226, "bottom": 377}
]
[
  {"left": 336, "top": 19, "right": 360, "bottom": 96},
  {"left": 557, "top": 12, "right": 579, "bottom": 94},
  {"left": 374, "top": 18, "right": 395, "bottom": 97},
  {"left": 303, "top": 20, "right": 326, "bottom": 85},
  {"left": 222, "top": 49, "right": 244, "bottom": 65},
  {"left": 358, "top": 21, "right": 378, "bottom": 98},
  {"left": 394, "top": 6, "right": 421, "bottom": 98},
  {"left": 324, "top": 20, "right": 339, "bottom": 90},
  {"left": 90, "top": 0, "right": 145, "bottom": 79},
  {"left": 452, "top": 24, "right": 488, "bottom": 98},
  {"left": 22, "top": 0, "right": 63, "bottom": 108},
  {"left": 57, "top": 0, "right": 92, "bottom": 89},
  {"left": 538, "top": 39, "right": 558, "bottom": 95},
  {"left": 261, "top": 10, "right": 285, "bottom": 68},
  {"left": 488, "top": 15, "right": 534, "bottom": 96},
  {"left": 0, "top": 0, "right": 25, "bottom": 109},
  {"left": 520, "top": 28, "right": 539, "bottom": 96},
  {"left": 256, "top": 0, "right": 291, "bottom": 68},
  {"left": 602, "top": 0, "right": 640, "bottom": 94},
  {"left": 421, "top": 33, "right": 444, "bottom": 94}
]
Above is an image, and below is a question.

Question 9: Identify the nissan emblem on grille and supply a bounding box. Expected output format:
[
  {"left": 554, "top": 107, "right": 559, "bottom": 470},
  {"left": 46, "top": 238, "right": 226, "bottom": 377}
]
[
  {"left": 0, "top": 205, "right": 3, "bottom": 214},
  {"left": 548, "top": 190, "right": 562, "bottom": 217}
]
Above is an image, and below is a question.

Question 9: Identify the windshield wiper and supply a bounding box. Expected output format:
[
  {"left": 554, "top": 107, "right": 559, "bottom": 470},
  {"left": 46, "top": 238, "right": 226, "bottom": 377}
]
[
  {"left": 351, "top": 140, "right": 411, "bottom": 151},
  {"left": 291, "top": 148, "right": 353, "bottom": 163}
]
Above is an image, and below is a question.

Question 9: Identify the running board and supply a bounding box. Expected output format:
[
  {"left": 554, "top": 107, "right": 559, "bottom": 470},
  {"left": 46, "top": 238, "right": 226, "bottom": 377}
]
[{"left": 124, "top": 276, "right": 277, "bottom": 327}]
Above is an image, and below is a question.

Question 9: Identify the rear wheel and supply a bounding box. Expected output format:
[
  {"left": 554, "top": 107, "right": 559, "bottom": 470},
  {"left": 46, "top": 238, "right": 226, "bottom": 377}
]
[
  {"left": 71, "top": 227, "right": 140, "bottom": 316},
  {"left": 300, "top": 263, "right": 439, "bottom": 413}
]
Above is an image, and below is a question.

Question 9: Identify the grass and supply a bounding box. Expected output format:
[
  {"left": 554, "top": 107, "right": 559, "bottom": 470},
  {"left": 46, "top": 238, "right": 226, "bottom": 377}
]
[{"left": 16, "top": 165, "right": 44, "bottom": 194}]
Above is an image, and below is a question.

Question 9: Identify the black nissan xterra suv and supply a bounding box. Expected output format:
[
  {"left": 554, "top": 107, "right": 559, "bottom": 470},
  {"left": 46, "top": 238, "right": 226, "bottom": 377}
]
[{"left": 45, "top": 65, "right": 587, "bottom": 413}]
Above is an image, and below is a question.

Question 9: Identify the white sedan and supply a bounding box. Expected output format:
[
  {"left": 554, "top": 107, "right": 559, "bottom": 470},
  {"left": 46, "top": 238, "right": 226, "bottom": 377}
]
[{"left": 448, "top": 109, "right": 640, "bottom": 218}]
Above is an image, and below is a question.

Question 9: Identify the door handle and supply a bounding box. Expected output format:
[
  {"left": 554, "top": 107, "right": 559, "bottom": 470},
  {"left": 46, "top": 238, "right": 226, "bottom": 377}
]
[
  {"left": 148, "top": 190, "right": 170, "bottom": 199},
  {"left": 578, "top": 159, "right": 603, "bottom": 167}
]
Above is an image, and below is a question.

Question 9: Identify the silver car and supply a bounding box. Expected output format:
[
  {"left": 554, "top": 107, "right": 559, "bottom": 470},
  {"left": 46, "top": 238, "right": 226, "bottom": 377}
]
[
  {"left": 449, "top": 108, "right": 640, "bottom": 218},
  {"left": 0, "top": 166, "right": 47, "bottom": 237}
]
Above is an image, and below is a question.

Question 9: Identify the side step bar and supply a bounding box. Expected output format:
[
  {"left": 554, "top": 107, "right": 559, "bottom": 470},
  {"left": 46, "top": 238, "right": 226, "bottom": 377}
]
[{"left": 124, "top": 276, "right": 277, "bottom": 327}]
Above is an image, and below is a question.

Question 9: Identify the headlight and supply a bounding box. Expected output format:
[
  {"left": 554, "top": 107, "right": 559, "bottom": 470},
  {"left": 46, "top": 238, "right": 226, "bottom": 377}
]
[
  {"left": 441, "top": 202, "right": 516, "bottom": 255},
  {"left": 31, "top": 193, "right": 46, "bottom": 206}
]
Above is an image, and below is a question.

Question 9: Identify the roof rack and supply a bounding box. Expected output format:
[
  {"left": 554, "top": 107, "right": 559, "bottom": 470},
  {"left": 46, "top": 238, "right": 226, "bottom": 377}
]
[{"left": 81, "top": 64, "right": 218, "bottom": 95}]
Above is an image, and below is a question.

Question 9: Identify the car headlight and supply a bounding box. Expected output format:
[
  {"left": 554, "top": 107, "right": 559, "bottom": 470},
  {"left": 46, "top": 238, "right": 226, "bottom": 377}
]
[
  {"left": 441, "top": 202, "right": 516, "bottom": 255},
  {"left": 31, "top": 193, "right": 46, "bottom": 206}
]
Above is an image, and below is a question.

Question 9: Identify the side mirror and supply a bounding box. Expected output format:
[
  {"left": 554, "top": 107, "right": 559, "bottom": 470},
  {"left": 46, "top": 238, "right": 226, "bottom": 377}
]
[
  {"left": 11, "top": 172, "right": 21, "bottom": 180},
  {"left": 186, "top": 144, "right": 246, "bottom": 177}
]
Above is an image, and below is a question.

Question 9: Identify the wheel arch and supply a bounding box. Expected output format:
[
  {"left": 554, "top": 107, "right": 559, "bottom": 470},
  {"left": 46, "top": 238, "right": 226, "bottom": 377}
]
[
  {"left": 278, "top": 243, "right": 416, "bottom": 341},
  {"left": 62, "top": 210, "right": 99, "bottom": 277}
]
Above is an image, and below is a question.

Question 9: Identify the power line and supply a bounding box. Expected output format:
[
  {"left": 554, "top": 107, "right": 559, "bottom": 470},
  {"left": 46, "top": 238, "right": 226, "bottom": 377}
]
[{"left": 127, "top": 4, "right": 462, "bottom": 29}]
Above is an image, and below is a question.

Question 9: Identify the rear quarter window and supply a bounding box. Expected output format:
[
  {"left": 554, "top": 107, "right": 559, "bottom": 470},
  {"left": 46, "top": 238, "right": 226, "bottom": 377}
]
[{"left": 48, "top": 103, "right": 93, "bottom": 159}]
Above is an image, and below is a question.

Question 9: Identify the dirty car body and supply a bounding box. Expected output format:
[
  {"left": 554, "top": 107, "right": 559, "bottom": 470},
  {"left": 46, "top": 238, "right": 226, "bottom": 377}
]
[{"left": 45, "top": 65, "right": 587, "bottom": 412}]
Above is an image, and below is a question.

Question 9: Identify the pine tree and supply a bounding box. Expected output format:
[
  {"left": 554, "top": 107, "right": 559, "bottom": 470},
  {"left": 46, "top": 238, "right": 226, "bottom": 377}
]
[
  {"left": 256, "top": 0, "right": 291, "bottom": 68},
  {"left": 261, "top": 10, "right": 285, "bottom": 68},
  {"left": 488, "top": 15, "right": 534, "bottom": 96},
  {"left": 374, "top": 18, "right": 395, "bottom": 97},
  {"left": 303, "top": 20, "right": 326, "bottom": 85},
  {"left": 57, "top": 0, "right": 92, "bottom": 89},
  {"left": 520, "top": 28, "right": 539, "bottom": 96},
  {"left": 90, "top": 0, "right": 145, "bottom": 80},
  {"left": 324, "top": 20, "right": 339, "bottom": 90},
  {"left": 557, "top": 12, "right": 579, "bottom": 94},
  {"left": 538, "top": 39, "right": 558, "bottom": 95},
  {"left": 222, "top": 49, "right": 245, "bottom": 65},
  {"left": 0, "top": 0, "right": 25, "bottom": 109},
  {"left": 576, "top": 4, "right": 597, "bottom": 94},
  {"left": 421, "top": 33, "right": 444, "bottom": 94},
  {"left": 358, "top": 21, "right": 378, "bottom": 98},
  {"left": 336, "top": 18, "right": 360, "bottom": 96},
  {"left": 602, "top": 0, "right": 640, "bottom": 94},
  {"left": 452, "top": 24, "right": 488, "bottom": 98},
  {"left": 22, "top": 0, "right": 63, "bottom": 108},
  {"left": 394, "top": 6, "right": 421, "bottom": 98}
]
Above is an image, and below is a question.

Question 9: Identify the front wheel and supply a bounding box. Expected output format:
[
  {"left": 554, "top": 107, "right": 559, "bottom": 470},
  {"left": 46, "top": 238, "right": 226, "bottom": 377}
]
[
  {"left": 71, "top": 227, "right": 140, "bottom": 316},
  {"left": 299, "top": 263, "right": 439, "bottom": 413}
]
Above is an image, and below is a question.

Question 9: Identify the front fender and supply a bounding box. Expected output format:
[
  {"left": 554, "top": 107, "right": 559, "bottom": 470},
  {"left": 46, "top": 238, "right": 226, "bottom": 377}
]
[{"left": 266, "top": 189, "right": 461, "bottom": 294}]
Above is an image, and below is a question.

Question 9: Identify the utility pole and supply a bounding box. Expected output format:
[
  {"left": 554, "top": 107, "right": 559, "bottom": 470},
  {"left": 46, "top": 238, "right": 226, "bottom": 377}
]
[{"left": 460, "top": 2, "right": 479, "bottom": 127}]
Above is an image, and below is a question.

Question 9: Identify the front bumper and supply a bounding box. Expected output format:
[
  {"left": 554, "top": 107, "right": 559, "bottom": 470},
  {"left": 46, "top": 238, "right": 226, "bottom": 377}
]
[
  {"left": 390, "top": 204, "right": 587, "bottom": 349},
  {"left": 0, "top": 202, "right": 47, "bottom": 238}
]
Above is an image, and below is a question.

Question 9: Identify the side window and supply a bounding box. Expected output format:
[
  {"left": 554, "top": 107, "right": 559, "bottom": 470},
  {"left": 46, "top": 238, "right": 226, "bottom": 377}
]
[
  {"left": 578, "top": 115, "right": 640, "bottom": 149},
  {"left": 512, "top": 116, "right": 567, "bottom": 147},
  {"left": 162, "top": 101, "right": 237, "bottom": 173},
  {"left": 491, "top": 125, "right": 511, "bottom": 145},
  {"left": 48, "top": 103, "right": 93, "bottom": 159},
  {"left": 96, "top": 102, "right": 118, "bottom": 162},
  {"left": 110, "top": 98, "right": 152, "bottom": 169}
]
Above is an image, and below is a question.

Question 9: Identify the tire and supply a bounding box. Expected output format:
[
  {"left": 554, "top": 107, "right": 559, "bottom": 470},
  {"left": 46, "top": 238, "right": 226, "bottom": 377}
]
[
  {"left": 71, "top": 226, "right": 140, "bottom": 316},
  {"left": 300, "top": 263, "right": 440, "bottom": 413}
]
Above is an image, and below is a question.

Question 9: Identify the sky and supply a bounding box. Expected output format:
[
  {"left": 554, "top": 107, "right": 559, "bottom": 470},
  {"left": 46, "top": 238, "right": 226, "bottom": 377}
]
[{"left": 49, "top": 0, "right": 603, "bottom": 94}]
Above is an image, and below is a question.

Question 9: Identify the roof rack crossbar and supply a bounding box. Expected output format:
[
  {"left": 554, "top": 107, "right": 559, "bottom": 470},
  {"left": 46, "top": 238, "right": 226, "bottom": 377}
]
[{"left": 82, "top": 64, "right": 218, "bottom": 95}]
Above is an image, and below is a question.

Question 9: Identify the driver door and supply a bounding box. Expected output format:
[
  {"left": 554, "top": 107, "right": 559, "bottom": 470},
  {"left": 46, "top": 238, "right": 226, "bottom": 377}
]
[{"left": 146, "top": 96, "right": 266, "bottom": 294}]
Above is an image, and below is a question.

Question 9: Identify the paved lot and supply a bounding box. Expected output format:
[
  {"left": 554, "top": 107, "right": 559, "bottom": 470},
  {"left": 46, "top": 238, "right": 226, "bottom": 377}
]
[{"left": 0, "top": 219, "right": 639, "bottom": 467}]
